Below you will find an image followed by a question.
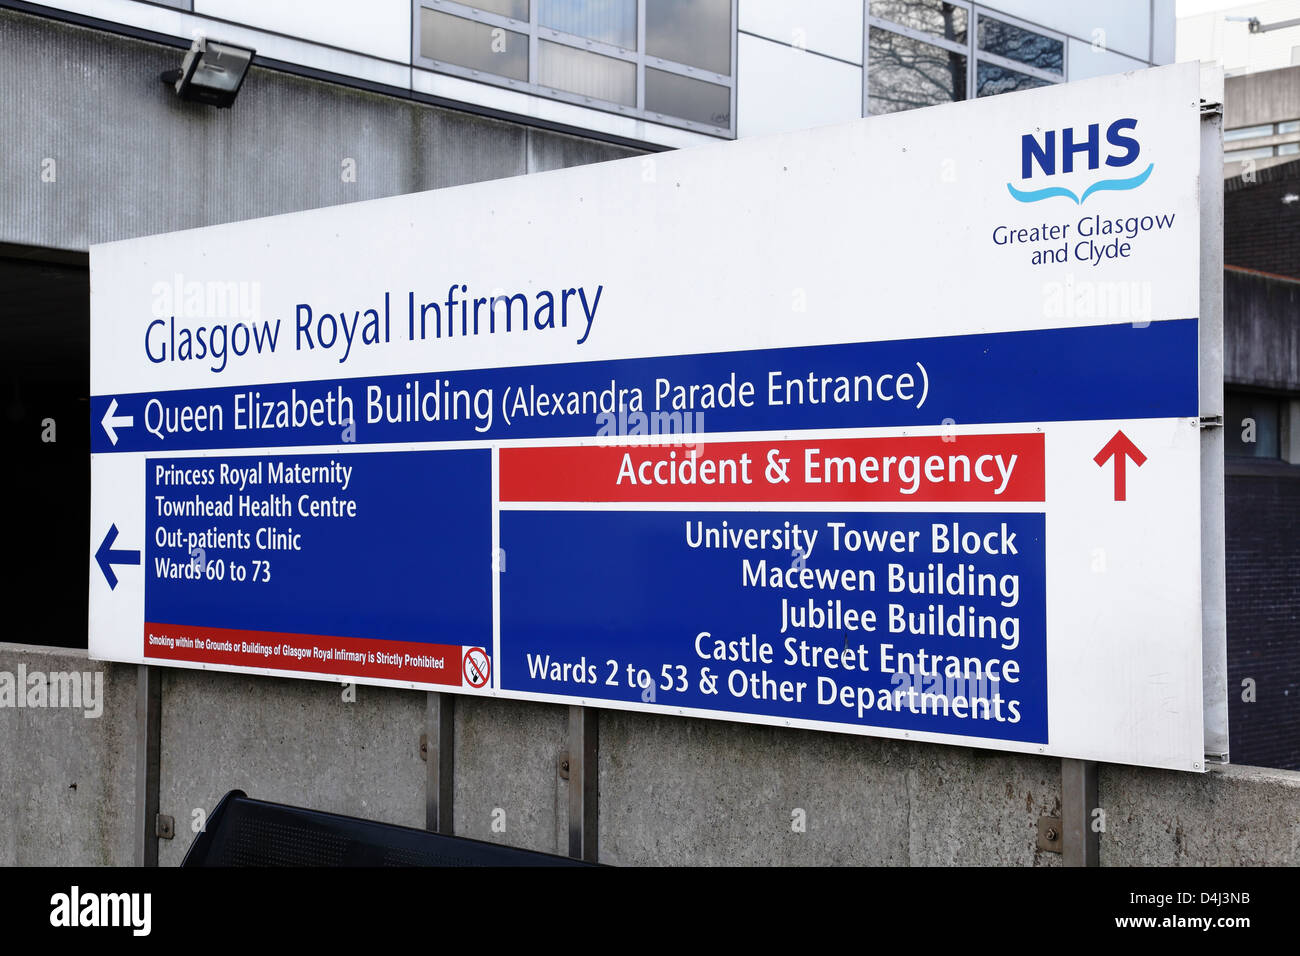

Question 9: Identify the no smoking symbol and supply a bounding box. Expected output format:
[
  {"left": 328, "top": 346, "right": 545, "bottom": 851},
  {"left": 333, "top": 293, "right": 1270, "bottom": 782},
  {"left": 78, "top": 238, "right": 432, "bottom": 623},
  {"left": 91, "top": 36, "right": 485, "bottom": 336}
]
[{"left": 463, "top": 647, "right": 491, "bottom": 688}]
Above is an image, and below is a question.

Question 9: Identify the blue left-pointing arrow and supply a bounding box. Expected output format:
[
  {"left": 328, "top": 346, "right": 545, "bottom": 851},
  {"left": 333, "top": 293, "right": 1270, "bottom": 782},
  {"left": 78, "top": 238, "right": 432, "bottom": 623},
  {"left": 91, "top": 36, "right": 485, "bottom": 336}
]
[{"left": 95, "top": 524, "right": 140, "bottom": 590}]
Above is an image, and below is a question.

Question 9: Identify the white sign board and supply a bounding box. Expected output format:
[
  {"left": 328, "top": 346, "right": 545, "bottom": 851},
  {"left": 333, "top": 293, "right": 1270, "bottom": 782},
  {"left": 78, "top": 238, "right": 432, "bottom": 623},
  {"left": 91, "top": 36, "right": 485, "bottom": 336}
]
[{"left": 90, "top": 62, "right": 1219, "bottom": 771}]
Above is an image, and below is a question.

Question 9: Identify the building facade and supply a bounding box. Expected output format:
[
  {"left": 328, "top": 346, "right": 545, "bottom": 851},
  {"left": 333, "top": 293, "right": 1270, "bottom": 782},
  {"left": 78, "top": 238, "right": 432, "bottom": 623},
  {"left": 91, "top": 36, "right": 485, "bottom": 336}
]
[
  {"left": 1220, "top": 64, "right": 1300, "bottom": 772},
  {"left": 2, "top": 1, "right": 1176, "bottom": 155},
  {"left": 1223, "top": 63, "right": 1300, "bottom": 176}
]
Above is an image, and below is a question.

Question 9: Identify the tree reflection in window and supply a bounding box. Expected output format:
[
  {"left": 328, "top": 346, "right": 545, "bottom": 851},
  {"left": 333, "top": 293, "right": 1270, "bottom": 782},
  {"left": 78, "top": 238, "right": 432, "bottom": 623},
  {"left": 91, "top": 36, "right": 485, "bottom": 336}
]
[
  {"left": 870, "top": 0, "right": 967, "bottom": 44},
  {"left": 977, "top": 17, "right": 1063, "bottom": 74},
  {"left": 976, "top": 62, "right": 1052, "bottom": 97},
  {"left": 868, "top": 27, "right": 967, "bottom": 114}
]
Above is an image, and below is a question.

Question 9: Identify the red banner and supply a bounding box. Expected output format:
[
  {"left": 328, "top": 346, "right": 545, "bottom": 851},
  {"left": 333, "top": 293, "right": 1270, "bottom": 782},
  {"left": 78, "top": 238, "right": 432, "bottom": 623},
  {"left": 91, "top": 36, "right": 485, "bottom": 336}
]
[
  {"left": 144, "top": 623, "right": 466, "bottom": 685},
  {"left": 501, "top": 433, "right": 1044, "bottom": 502}
]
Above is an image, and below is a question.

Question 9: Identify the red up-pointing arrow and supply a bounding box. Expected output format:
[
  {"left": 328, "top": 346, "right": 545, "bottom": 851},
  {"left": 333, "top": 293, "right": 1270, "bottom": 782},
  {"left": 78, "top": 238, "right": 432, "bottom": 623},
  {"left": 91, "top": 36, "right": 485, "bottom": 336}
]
[{"left": 1093, "top": 430, "right": 1147, "bottom": 501}]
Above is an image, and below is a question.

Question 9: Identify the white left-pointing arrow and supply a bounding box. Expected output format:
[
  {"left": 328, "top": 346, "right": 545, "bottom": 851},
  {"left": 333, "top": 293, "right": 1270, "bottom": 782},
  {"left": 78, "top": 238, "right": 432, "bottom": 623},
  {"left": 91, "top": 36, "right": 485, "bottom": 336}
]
[{"left": 101, "top": 398, "right": 133, "bottom": 446}]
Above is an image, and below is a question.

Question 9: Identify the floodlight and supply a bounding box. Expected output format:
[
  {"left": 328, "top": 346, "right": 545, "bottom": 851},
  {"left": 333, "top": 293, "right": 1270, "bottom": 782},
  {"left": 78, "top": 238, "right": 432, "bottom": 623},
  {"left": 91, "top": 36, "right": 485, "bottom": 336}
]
[{"left": 161, "top": 37, "right": 255, "bottom": 108}]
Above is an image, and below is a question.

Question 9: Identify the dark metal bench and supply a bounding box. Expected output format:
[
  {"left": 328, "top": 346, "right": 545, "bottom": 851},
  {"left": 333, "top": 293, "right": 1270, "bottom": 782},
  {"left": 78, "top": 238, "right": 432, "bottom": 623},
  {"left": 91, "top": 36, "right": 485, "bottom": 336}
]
[{"left": 181, "top": 790, "right": 591, "bottom": 866}]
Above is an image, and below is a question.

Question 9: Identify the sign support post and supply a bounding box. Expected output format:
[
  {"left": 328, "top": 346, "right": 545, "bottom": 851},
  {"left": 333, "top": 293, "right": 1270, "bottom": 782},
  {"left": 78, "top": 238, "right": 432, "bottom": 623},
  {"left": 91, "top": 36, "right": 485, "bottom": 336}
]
[
  {"left": 566, "top": 706, "right": 598, "bottom": 862},
  {"left": 1061, "top": 758, "right": 1100, "bottom": 866},
  {"left": 424, "top": 692, "right": 455, "bottom": 833},
  {"left": 133, "top": 664, "right": 162, "bottom": 867},
  {"left": 1198, "top": 76, "right": 1229, "bottom": 763}
]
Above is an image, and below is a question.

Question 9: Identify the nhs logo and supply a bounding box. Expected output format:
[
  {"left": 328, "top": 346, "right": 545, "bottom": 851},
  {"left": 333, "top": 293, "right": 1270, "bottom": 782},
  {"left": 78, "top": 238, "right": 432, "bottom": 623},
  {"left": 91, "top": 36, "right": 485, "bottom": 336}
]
[{"left": 1008, "top": 118, "right": 1153, "bottom": 204}]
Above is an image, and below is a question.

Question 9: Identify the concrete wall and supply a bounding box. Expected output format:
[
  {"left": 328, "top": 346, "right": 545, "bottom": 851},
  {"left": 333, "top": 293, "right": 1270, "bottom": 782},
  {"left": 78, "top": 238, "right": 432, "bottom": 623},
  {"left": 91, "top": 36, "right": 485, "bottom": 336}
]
[
  {"left": 596, "top": 710, "right": 1061, "bottom": 866},
  {"left": 451, "top": 697, "right": 569, "bottom": 855},
  {"left": 1225, "top": 64, "right": 1300, "bottom": 131},
  {"left": 1102, "top": 763, "right": 1300, "bottom": 864},
  {"left": 4, "top": 641, "right": 1300, "bottom": 865},
  {"left": 155, "top": 667, "right": 428, "bottom": 867},
  {"left": 0, "top": 645, "right": 135, "bottom": 866}
]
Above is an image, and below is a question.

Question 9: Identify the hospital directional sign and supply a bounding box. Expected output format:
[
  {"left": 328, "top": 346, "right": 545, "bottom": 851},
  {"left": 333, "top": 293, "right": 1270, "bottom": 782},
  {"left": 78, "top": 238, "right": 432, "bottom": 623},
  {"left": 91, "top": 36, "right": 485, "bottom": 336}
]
[{"left": 90, "top": 63, "right": 1218, "bottom": 772}]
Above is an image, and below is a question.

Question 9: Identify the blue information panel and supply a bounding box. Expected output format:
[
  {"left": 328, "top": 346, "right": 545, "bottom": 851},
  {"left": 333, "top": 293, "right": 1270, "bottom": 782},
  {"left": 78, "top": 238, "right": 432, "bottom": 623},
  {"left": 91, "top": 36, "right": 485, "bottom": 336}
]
[
  {"left": 500, "top": 510, "right": 1047, "bottom": 743},
  {"left": 141, "top": 449, "right": 491, "bottom": 685}
]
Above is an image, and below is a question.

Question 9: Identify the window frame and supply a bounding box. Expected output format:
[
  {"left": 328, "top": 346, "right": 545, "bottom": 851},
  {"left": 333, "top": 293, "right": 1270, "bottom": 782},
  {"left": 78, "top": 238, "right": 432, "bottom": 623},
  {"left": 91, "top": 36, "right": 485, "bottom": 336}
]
[
  {"left": 864, "top": 1, "right": 1067, "bottom": 116},
  {"left": 1224, "top": 144, "right": 1279, "bottom": 162},
  {"left": 1224, "top": 122, "right": 1276, "bottom": 142},
  {"left": 1224, "top": 389, "right": 1287, "bottom": 461},
  {"left": 1220, "top": 120, "right": 1300, "bottom": 160},
  {"left": 412, "top": 0, "right": 737, "bottom": 138},
  {"left": 972, "top": 7, "right": 1066, "bottom": 86}
]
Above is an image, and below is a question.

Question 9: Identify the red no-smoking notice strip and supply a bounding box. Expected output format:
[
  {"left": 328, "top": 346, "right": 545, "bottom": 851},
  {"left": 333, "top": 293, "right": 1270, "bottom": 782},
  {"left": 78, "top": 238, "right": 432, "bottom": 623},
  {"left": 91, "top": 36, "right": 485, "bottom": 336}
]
[
  {"left": 143, "top": 623, "right": 465, "bottom": 685},
  {"left": 501, "top": 433, "right": 1044, "bottom": 503}
]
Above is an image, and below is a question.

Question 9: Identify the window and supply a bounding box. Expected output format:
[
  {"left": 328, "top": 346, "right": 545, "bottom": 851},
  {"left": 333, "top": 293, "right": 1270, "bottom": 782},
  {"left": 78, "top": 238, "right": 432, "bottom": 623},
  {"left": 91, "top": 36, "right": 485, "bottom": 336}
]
[
  {"left": 976, "top": 14, "right": 1063, "bottom": 75},
  {"left": 1223, "top": 120, "right": 1300, "bottom": 153},
  {"left": 1220, "top": 118, "right": 1300, "bottom": 162},
  {"left": 976, "top": 61, "right": 1051, "bottom": 97},
  {"left": 471, "top": 0, "right": 528, "bottom": 18},
  {"left": 1224, "top": 123, "right": 1275, "bottom": 142},
  {"left": 420, "top": 9, "right": 528, "bottom": 82},
  {"left": 539, "top": 41, "right": 636, "bottom": 106},
  {"left": 646, "top": 0, "right": 731, "bottom": 75},
  {"left": 414, "top": 0, "right": 736, "bottom": 136},
  {"left": 1225, "top": 145, "right": 1279, "bottom": 162},
  {"left": 1225, "top": 392, "right": 1282, "bottom": 459},
  {"left": 868, "top": 27, "right": 967, "bottom": 114},
  {"left": 869, "top": 0, "right": 967, "bottom": 44},
  {"left": 645, "top": 67, "right": 730, "bottom": 126},
  {"left": 867, "top": 2, "right": 1065, "bottom": 115},
  {"left": 540, "top": 0, "right": 635, "bottom": 49}
]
